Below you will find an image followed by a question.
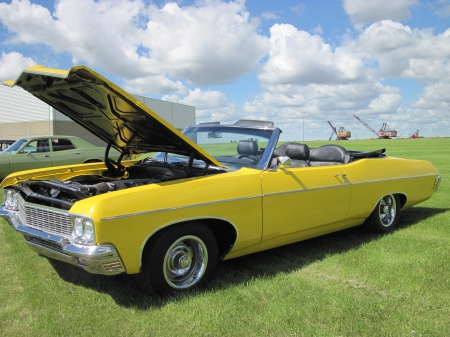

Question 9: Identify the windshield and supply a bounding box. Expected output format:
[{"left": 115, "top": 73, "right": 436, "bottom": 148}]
[
  {"left": 154, "top": 125, "right": 273, "bottom": 169},
  {"left": 1, "top": 138, "right": 27, "bottom": 154}
]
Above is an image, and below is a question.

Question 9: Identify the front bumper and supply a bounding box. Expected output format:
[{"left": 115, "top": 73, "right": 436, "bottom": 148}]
[{"left": 0, "top": 205, "right": 125, "bottom": 275}]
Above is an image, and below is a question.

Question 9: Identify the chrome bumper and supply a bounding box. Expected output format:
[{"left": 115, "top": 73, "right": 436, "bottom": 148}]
[{"left": 0, "top": 205, "right": 125, "bottom": 275}]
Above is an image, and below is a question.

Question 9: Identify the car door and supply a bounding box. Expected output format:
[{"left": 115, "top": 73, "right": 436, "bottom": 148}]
[
  {"left": 9, "top": 139, "right": 52, "bottom": 173},
  {"left": 50, "top": 138, "right": 84, "bottom": 166},
  {"left": 261, "top": 165, "right": 351, "bottom": 245}
]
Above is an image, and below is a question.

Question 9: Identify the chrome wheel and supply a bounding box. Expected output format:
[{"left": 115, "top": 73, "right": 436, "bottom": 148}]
[
  {"left": 362, "top": 194, "right": 401, "bottom": 233},
  {"left": 378, "top": 194, "right": 397, "bottom": 227},
  {"left": 163, "top": 235, "right": 208, "bottom": 289},
  {"left": 138, "top": 222, "right": 218, "bottom": 295}
]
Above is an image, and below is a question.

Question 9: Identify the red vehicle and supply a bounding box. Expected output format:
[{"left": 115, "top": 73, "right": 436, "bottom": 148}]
[{"left": 410, "top": 130, "right": 419, "bottom": 139}]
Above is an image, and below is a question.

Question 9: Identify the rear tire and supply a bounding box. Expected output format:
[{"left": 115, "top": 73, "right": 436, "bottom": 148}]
[
  {"left": 362, "top": 194, "right": 400, "bottom": 233},
  {"left": 138, "top": 222, "right": 218, "bottom": 296}
]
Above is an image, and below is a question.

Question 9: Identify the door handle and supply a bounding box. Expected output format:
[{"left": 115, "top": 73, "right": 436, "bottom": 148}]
[
  {"left": 334, "top": 173, "right": 349, "bottom": 184},
  {"left": 44, "top": 154, "right": 50, "bottom": 157}
]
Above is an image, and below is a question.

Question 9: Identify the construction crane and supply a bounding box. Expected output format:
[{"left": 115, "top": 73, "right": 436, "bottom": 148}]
[
  {"left": 328, "top": 121, "right": 337, "bottom": 140},
  {"left": 353, "top": 115, "right": 397, "bottom": 139},
  {"left": 410, "top": 130, "right": 419, "bottom": 139},
  {"left": 353, "top": 115, "right": 378, "bottom": 138},
  {"left": 327, "top": 121, "right": 351, "bottom": 140},
  {"left": 379, "top": 123, "right": 397, "bottom": 138}
]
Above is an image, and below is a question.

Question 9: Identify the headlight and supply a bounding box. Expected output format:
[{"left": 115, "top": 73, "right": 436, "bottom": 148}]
[
  {"left": 3, "top": 189, "right": 19, "bottom": 211},
  {"left": 71, "top": 216, "right": 96, "bottom": 245},
  {"left": 11, "top": 192, "right": 18, "bottom": 209},
  {"left": 84, "top": 220, "right": 94, "bottom": 242},
  {"left": 73, "top": 218, "right": 84, "bottom": 237}
]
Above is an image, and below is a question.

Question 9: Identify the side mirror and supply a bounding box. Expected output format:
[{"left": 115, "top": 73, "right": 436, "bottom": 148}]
[
  {"left": 271, "top": 156, "right": 291, "bottom": 171},
  {"left": 279, "top": 156, "right": 291, "bottom": 167}
]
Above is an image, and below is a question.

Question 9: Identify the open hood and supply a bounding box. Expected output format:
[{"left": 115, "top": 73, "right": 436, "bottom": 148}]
[{"left": 7, "top": 65, "right": 225, "bottom": 168}]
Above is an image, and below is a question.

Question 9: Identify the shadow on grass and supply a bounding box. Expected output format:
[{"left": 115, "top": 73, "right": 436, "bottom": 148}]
[{"left": 48, "top": 206, "right": 448, "bottom": 309}]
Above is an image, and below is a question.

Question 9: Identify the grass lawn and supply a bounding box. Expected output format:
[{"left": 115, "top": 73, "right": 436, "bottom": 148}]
[{"left": 1, "top": 138, "right": 449, "bottom": 336}]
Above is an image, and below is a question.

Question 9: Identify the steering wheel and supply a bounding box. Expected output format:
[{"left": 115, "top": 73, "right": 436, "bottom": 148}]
[{"left": 238, "top": 154, "right": 258, "bottom": 161}]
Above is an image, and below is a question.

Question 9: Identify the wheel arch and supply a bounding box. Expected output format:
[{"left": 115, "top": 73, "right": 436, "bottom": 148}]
[
  {"left": 82, "top": 158, "right": 103, "bottom": 163},
  {"left": 139, "top": 217, "right": 238, "bottom": 271},
  {"left": 368, "top": 192, "right": 407, "bottom": 213},
  {"left": 396, "top": 193, "right": 407, "bottom": 209}
]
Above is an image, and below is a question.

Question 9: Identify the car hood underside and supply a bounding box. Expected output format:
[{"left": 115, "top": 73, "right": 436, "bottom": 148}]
[{"left": 7, "top": 65, "right": 224, "bottom": 168}]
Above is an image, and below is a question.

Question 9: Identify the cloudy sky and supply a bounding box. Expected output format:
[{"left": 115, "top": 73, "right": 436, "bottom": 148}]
[{"left": 0, "top": 0, "right": 449, "bottom": 140}]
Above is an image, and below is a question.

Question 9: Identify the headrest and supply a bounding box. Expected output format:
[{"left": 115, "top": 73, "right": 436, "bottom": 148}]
[
  {"left": 309, "top": 145, "right": 350, "bottom": 163},
  {"left": 237, "top": 140, "right": 258, "bottom": 155},
  {"left": 285, "top": 143, "right": 310, "bottom": 160},
  {"left": 273, "top": 142, "right": 298, "bottom": 157}
]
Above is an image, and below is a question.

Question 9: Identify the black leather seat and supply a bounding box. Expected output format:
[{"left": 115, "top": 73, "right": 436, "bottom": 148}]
[
  {"left": 237, "top": 140, "right": 258, "bottom": 157},
  {"left": 309, "top": 145, "right": 350, "bottom": 166},
  {"left": 271, "top": 142, "right": 310, "bottom": 168},
  {"left": 285, "top": 143, "right": 310, "bottom": 167}
]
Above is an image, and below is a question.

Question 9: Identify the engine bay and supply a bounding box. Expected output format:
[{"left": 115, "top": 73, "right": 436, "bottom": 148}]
[{"left": 13, "top": 157, "right": 225, "bottom": 210}]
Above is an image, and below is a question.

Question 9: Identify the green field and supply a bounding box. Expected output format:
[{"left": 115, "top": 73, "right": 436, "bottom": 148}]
[{"left": 1, "top": 138, "right": 449, "bottom": 336}]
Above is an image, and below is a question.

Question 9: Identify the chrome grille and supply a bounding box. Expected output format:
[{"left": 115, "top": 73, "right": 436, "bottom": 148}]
[{"left": 17, "top": 197, "right": 72, "bottom": 238}]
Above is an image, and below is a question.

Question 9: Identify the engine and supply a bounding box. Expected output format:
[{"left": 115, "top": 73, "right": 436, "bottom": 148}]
[{"left": 12, "top": 158, "right": 225, "bottom": 210}]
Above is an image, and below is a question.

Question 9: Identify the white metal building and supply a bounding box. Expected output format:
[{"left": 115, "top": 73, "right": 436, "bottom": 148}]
[{"left": 0, "top": 85, "right": 195, "bottom": 146}]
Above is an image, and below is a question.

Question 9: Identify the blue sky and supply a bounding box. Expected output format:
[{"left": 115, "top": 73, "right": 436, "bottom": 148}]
[{"left": 0, "top": 0, "right": 449, "bottom": 140}]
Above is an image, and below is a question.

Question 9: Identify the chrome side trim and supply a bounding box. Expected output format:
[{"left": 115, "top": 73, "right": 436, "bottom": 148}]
[
  {"left": 264, "top": 183, "right": 347, "bottom": 197},
  {"left": 348, "top": 173, "right": 438, "bottom": 186},
  {"left": 263, "top": 173, "right": 437, "bottom": 198},
  {"left": 100, "top": 195, "right": 261, "bottom": 221}
]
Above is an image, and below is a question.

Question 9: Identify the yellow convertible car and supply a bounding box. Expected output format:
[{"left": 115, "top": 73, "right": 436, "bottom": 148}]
[{"left": 0, "top": 66, "right": 441, "bottom": 295}]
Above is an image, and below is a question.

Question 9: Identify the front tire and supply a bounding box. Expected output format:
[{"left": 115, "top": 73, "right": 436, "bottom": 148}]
[
  {"left": 362, "top": 194, "right": 401, "bottom": 233},
  {"left": 138, "top": 222, "right": 218, "bottom": 296}
]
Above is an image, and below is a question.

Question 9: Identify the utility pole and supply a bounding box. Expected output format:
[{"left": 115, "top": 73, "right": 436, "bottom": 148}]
[{"left": 301, "top": 112, "right": 305, "bottom": 141}]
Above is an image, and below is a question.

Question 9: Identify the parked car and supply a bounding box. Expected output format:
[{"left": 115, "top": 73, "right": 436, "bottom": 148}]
[
  {"left": 0, "top": 65, "right": 440, "bottom": 296},
  {"left": 0, "top": 136, "right": 121, "bottom": 181}
]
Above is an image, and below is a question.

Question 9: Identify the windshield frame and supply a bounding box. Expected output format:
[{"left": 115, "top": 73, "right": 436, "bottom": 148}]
[
  {"left": 153, "top": 124, "right": 281, "bottom": 171},
  {"left": 1, "top": 138, "right": 28, "bottom": 154}
]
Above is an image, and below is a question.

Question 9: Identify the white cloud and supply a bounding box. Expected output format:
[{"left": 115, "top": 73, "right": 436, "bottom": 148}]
[
  {"left": 188, "top": 101, "right": 245, "bottom": 125},
  {"left": 414, "top": 83, "right": 450, "bottom": 109},
  {"left": 430, "top": 0, "right": 450, "bottom": 18},
  {"left": 0, "top": 0, "right": 269, "bottom": 89},
  {"left": 368, "top": 93, "right": 402, "bottom": 113},
  {"left": 141, "top": 1, "right": 269, "bottom": 85},
  {"left": 346, "top": 21, "right": 450, "bottom": 82},
  {"left": 163, "top": 88, "right": 227, "bottom": 110},
  {"left": 343, "top": 0, "right": 419, "bottom": 28},
  {"left": 248, "top": 81, "right": 400, "bottom": 117},
  {"left": 0, "top": 0, "right": 448, "bottom": 138},
  {"left": 310, "top": 24, "right": 323, "bottom": 35},
  {"left": 0, "top": 0, "right": 151, "bottom": 78},
  {"left": 261, "top": 11, "right": 278, "bottom": 20},
  {"left": 122, "top": 75, "right": 188, "bottom": 96},
  {"left": 259, "top": 24, "right": 367, "bottom": 85},
  {"left": 0, "top": 51, "right": 36, "bottom": 82},
  {"left": 291, "top": 4, "right": 306, "bottom": 14}
]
